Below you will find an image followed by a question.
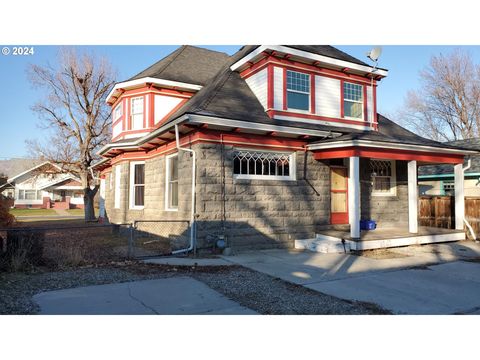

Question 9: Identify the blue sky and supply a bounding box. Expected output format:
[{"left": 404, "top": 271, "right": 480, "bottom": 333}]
[{"left": 2, "top": 45, "right": 480, "bottom": 159}]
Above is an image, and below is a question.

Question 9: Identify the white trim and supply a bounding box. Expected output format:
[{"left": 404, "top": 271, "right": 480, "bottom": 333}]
[
  {"left": 129, "top": 161, "right": 145, "bottom": 210},
  {"left": 232, "top": 149, "right": 296, "bottom": 181},
  {"left": 343, "top": 81, "right": 364, "bottom": 121},
  {"left": 454, "top": 163, "right": 465, "bottom": 230},
  {"left": 348, "top": 156, "right": 360, "bottom": 239},
  {"left": 370, "top": 159, "right": 397, "bottom": 197},
  {"left": 165, "top": 153, "right": 179, "bottom": 211},
  {"left": 307, "top": 139, "right": 479, "bottom": 155},
  {"left": 230, "top": 45, "right": 389, "bottom": 78},
  {"left": 107, "top": 77, "right": 202, "bottom": 103},
  {"left": 408, "top": 160, "right": 418, "bottom": 233},
  {"left": 273, "top": 114, "right": 372, "bottom": 131}
]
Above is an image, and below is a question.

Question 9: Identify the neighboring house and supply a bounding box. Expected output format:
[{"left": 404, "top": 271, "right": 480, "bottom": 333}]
[
  {"left": 92, "top": 45, "right": 476, "bottom": 251},
  {"left": 419, "top": 138, "right": 480, "bottom": 196},
  {"left": 1, "top": 162, "right": 84, "bottom": 209}
]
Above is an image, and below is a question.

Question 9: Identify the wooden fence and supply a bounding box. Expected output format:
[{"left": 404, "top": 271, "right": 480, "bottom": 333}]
[{"left": 419, "top": 196, "right": 480, "bottom": 238}]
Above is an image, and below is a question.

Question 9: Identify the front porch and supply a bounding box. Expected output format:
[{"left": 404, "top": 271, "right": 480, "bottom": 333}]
[{"left": 295, "top": 226, "right": 465, "bottom": 251}]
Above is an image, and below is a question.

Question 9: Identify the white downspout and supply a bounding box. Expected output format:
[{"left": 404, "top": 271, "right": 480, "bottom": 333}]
[
  {"left": 172, "top": 124, "right": 197, "bottom": 255},
  {"left": 462, "top": 158, "right": 476, "bottom": 240}
]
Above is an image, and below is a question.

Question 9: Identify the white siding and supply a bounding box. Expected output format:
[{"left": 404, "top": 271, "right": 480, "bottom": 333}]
[
  {"left": 154, "top": 94, "right": 183, "bottom": 124},
  {"left": 273, "top": 66, "right": 283, "bottom": 110},
  {"left": 245, "top": 68, "right": 268, "bottom": 109},
  {"left": 315, "top": 75, "right": 341, "bottom": 118},
  {"left": 367, "top": 85, "right": 374, "bottom": 123}
]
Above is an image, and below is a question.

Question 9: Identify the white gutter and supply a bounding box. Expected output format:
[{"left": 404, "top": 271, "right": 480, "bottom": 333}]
[
  {"left": 230, "top": 45, "right": 389, "bottom": 78},
  {"left": 307, "top": 139, "right": 479, "bottom": 155},
  {"left": 462, "top": 158, "right": 477, "bottom": 240},
  {"left": 171, "top": 124, "right": 197, "bottom": 255}
]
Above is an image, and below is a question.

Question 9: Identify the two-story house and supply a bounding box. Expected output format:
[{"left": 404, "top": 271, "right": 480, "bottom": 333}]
[{"left": 92, "top": 45, "right": 476, "bottom": 253}]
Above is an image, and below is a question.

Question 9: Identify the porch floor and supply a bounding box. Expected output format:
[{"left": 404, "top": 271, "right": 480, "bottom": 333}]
[{"left": 316, "top": 226, "right": 466, "bottom": 251}]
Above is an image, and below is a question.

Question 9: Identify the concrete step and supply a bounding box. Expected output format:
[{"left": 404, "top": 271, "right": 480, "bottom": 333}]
[{"left": 295, "top": 235, "right": 350, "bottom": 254}]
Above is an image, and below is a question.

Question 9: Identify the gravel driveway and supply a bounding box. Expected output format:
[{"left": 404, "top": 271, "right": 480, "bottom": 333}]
[{"left": 0, "top": 263, "right": 389, "bottom": 315}]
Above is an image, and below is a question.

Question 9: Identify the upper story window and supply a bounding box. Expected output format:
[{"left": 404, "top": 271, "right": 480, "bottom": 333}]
[
  {"left": 131, "top": 97, "right": 144, "bottom": 130},
  {"left": 370, "top": 159, "right": 396, "bottom": 196},
  {"left": 130, "top": 161, "right": 145, "bottom": 209},
  {"left": 286, "top": 70, "right": 310, "bottom": 111},
  {"left": 343, "top": 82, "right": 363, "bottom": 119},
  {"left": 233, "top": 150, "right": 296, "bottom": 181},
  {"left": 114, "top": 103, "right": 123, "bottom": 121}
]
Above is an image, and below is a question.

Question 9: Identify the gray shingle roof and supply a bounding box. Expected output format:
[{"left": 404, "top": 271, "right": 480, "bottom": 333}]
[
  {"left": 128, "top": 45, "right": 232, "bottom": 86},
  {"left": 419, "top": 138, "right": 480, "bottom": 176},
  {"left": 285, "top": 45, "right": 371, "bottom": 67}
]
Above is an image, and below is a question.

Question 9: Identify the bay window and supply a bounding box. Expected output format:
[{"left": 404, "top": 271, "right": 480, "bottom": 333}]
[{"left": 131, "top": 97, "right": 144, "bottom": 130}]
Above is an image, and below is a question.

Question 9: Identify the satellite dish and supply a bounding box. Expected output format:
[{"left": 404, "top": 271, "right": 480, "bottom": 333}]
[{"left": 367, "top": 46, "right": 382, "bottom": 62}]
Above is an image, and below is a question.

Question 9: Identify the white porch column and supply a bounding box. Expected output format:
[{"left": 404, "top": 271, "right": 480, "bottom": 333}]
[
  {"left": 408, "top": 160, "right": 418, "bottom": 234},
  {"left": 454, "top": 163, "right": 465, "bottom": 230},
  {"left": 348, "top": 156, "right": 360, "bottom": 239}
]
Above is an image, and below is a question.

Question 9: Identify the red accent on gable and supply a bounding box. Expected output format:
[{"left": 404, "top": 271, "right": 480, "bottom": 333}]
[
  {"left": 340, "top": 80, "right": 345, "bottom": 118},
  {"left": 373, "top": 84, "right": 378, "bottom": 128},
  {"left": 312, "top": 146, "right": 465, "bottom": 164},
  {"left": 267, "top": 64, "right": 274, "bottom": 110},
  {"left": 271, "top": 110, "right": 372, "bottom": 128},
  {"left": 149, "top": 93, "right": 155, "bottom": 127}
]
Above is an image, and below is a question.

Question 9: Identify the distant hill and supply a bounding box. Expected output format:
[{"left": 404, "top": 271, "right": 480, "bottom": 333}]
[{"left": 0, "top": 158, "right": 43, "bottom": 178}]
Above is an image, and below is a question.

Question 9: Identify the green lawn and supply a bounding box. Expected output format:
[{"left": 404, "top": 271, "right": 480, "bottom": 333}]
[
  {"left": 66, "top": 208, "right": 99, "bottom": 216},
  {"left": 9, "top": 208, "right": 57, "bottom": 216}
]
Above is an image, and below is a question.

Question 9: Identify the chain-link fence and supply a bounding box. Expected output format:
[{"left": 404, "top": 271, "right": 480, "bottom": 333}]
[
  {"left": 130, "top": 220, "right": 191, "bottom": 258},
  {"left": 0, "top": 224, "right": 131, "bottom": 271}
]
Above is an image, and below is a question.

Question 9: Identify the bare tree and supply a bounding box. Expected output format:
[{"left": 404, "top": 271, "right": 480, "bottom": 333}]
[
  {"left": 27, "top": 48, "right": 116, "bottom": 221},
  {"left": 399, "top": 48, "right": 480, "bottom": 141}
]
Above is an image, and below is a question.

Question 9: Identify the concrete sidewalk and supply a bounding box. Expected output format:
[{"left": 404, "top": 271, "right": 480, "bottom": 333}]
[
  {"left": 33, "top": 277, "right": 257, "bottom": 315},
  {"left": 222, "top": 241, "right": 480, "bottom": 314}
]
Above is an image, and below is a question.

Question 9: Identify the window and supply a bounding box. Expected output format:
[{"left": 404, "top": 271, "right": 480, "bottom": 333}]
[
  {"left": 114, "top": 165, "right": 121, "bottom": 209},
  {"left": 286, "top": 70, "right": 310, "bottom": 111},
  {"left": 370, "top": 159, "right": 396, "bottom": 196},
  {"left": 131, "top": 97, "right": 144, "bottom": 130},
  {"left": 443, "top": 181, "right": 454, "bottom": 196},
  {"left": 166, "top": 154, "right": 178, "bottom": 210},
  {"left": 114, "top": 103, "right": 123, "bottom": 121},
  {"left": 130, "top": 162, "right": 145, "bottom": 209},
  {"left": 18, "top": 190, "right": 41, "bottom": 200},
  {"left": 343, "top": 82, "right": 363, "bottom": 119},
  {"left": 233, "top": 150, "right": 296, "bottom": 180}
]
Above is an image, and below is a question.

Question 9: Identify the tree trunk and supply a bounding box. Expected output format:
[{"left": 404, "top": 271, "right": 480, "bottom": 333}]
[{"left": 80, "top": 171, "right": 99, "bottom": 222}]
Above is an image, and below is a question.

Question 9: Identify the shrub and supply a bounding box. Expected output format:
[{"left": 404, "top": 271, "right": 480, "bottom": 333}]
[{"left": 0, "top": 198, "right": 15, "bottom": 228}]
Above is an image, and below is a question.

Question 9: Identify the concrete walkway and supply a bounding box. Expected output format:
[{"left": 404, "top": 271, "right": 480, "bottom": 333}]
[
  {"left": 33, "top": 277, "right": 257, "bottom": 315},
  {"left": 222, "top": 241, "right": 480, "bottom": 314}
]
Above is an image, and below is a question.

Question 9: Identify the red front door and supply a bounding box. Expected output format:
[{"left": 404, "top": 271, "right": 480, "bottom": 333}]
[{"left": 330, "top": 166, "right": 349, "bottom": 224}]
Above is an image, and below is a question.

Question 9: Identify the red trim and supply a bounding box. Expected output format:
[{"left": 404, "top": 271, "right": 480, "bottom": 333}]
[
  {"left": 127, "top": 98, "right": 131, "bottom": 130},
  {"left": 340, "top": 80, "right": 345, "bottom": 118},
  {"left": 282, "top": 67, "right": 287, "bottom": 110},
  {"left": 373, "top": 84, "right": 378, "bottom": 128},
  {"left": 330, "top": 166, "right": 349, "bottom": 225},
  {"left": 149, "top": 93, "right": 154, "bottom": 127},
  {"left": 271, "top": 110, "right": 372, "bottom": 127},
  {"left": 240, "top": 55, "right": 378, "bottom": 86},
  {"left": 143, "top": 95, "right": 147, "bottom": 128},
  {"left": 312, "top": 146, "right": 465, "bottom": 164},
  {"left": 363, "top": 85, "right": 368, "bottom": 123},
  {"left": 267, "top": 64, "right": 274, "bottom": 110},
  {"left": 310, "top": 74, "right": 316, "bottom": 114}
]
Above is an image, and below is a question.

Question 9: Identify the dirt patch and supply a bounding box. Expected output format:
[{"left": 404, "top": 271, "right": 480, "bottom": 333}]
[{"left": 353, "top": 248, "right": 411, "bottom": 259}]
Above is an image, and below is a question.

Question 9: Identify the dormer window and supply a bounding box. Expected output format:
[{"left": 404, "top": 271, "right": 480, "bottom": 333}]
[
  {"left": 131, "top": 97, "right": 144, "bottom": 129},
  {"left": 343, "top": 82, "right": 363, "bottom": 119},
  {"left": 286, "top": 70, "right": 310, "bottom": 111}
]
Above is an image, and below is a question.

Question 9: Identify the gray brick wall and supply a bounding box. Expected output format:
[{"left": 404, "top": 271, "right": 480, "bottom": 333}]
[{"left": 360, "top": 158, "right": 409, "bottom": 227}]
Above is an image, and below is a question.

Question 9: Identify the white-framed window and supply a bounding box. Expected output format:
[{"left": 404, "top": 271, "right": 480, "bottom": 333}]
[
  {"left": 165, "top": 154, "right": 179, "bottom": 211},
  {"left": 343, "top": 82, "right": 363, "bottom": 119},
  {"left": 370, "top": 159, "right": 396, "bottom": 196},
  {"left": 114, "top": 165, "right": 121, "bottom": 209},
  {"left": 130, "top": 96, "right": 144, "bottom": 130},
  {"left": 286, "top": 70, "right": 310, "bottom": 111},
  {"left": 114, "top": 102, "right": 123, "bottom": 121},
  {"left": 129, "top": 161, "right": 145, "bottom": 209},
  {"left": 18, "top": 189, "right": 42, "bottom": 200},
  {"left": 233, "top": 150, "right": 296, "bottom": 181}
]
